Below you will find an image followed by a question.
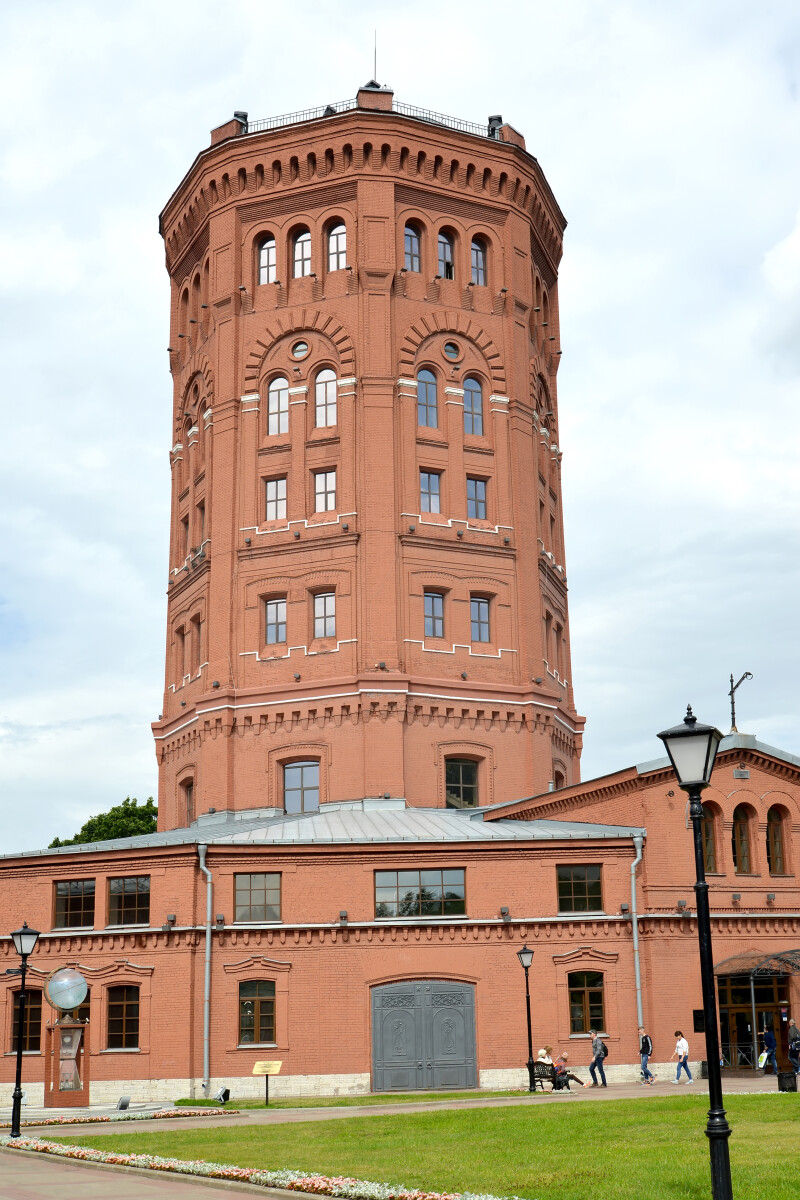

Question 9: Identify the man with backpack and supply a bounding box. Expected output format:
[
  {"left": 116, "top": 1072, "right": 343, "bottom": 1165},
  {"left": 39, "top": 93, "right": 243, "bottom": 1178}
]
[
  {"left": 788, "top": 1018, "right": 800, "bottom": 1073},
  {"left": 639, "top": 1026, "right": 656, "bottom": 1085},
  {"left": 588, "top": 1028, "right": 607, "bottom": 1087}
]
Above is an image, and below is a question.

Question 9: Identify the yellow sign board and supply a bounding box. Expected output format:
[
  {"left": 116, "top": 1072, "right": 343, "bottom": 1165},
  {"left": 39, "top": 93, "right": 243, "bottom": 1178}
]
[{"left": 252, "top": 1060, "right": 282, "bottom": 1075}]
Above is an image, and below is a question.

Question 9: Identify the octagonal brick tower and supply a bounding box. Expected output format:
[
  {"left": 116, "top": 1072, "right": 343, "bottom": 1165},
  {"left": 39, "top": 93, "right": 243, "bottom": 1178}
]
[{"left": 153, "top": 82, "right": 585, "bottom": 830}]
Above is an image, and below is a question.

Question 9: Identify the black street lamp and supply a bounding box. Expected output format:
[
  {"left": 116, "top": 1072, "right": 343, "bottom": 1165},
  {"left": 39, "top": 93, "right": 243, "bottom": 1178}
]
[
  {"left": 658, "top": 707, "right": 732, "bottom": 1200},
  {"left": 7, "top": 922, "right": 40, "bottom": 1139},
  {"left": 516, "top": 944, "right": 535, "bottom": 1092}
]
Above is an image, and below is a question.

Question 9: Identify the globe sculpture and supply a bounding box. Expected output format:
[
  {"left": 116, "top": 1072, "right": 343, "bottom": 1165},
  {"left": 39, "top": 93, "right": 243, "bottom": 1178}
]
[{"left": 44, "top": 967, "right": 88, "bottom": 1012}]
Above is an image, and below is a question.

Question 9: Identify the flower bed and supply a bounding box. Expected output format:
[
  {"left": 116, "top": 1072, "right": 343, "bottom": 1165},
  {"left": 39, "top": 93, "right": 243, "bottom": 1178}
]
[
  {"left": 0, "top": 1108, "right": 239, "bottom": 1129},
  {"left": 0, "top": 1135, "right": 525, "bottom": 1200}
]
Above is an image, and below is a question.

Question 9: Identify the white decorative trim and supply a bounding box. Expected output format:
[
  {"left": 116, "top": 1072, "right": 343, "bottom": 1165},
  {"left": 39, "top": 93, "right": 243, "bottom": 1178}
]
[
  {"left": 444, "top": 387, "right": 465, "bottom": 397},
  {"left": 445, "top": 399, "right": 464, "bottom": 406},
  {"left": 489, "top": 394, "right": 509, "bottom": 404},
  {"left": 397, "top": 378, "right": 418, "bottom": 388},
  {"left": 404, "top": 639, "right": 516, "bottom": 660},
  {"left": 288, "top": 386, "right": 309, "bottom": 395},
  {"left": 337, "top": 377, "right": 357, "bottom": 387},
  {"left": 171, "top": 443, "right": 183, "bottom": 454},
  {"left": 203, "top": 408, "right": 213, "bottom": 422},
  {"left": 240, "top": 513, "right": 356, "bottom": 536},
  {"left": 290, "top": 398, "right": 308, "bottom": 405},
  {"left": 241, "top": 393, "right": 260, "bottom": 403},
  {"left": 400, "top": 512, "right": 513, "bottom": 536},
  {"left": 241, "top": 638, "right": 357, "bottom": 662},
  {"left": 167, "top": 662, "right": 210, "bottom": 694}
]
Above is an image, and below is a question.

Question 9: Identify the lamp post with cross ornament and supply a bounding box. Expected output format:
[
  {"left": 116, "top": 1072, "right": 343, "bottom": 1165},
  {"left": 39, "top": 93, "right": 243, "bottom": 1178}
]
[
  {"left": 6, "top": 923, "right": 41, "bottom": 1139},
  {"left": 516, "top": 944, "right": 535, "bottom": 1092}
]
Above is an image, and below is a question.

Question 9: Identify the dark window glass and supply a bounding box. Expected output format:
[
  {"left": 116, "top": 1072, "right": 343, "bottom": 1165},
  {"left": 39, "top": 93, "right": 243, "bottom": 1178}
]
[
  {"left": 470, "top": 597, "right": 490, "bottom": 642},
  {"left": 108, "top": 876, "right": 150, "bottom": 925},
  {"left": 183, "top": 779, "right": 194, "bottom": 824},
  {"left": 424, "top": 592, "right": 444, "bottom": 638},
  {"left": 557, "top": 865, "right": 603, "bottom": 913},
  {"left": 375, "top": 869, "right": 465, "bottom": 918},
  {"left": 12, "top": 989, "right": 42, "bottom": 1052},
  {"left": 766, "top": 807, "right": 786, "bottom": 875},
  {"left": 107, "top": 985, "right": 139, "bottom": 1049},
  {"left": 266, "top": 598, "right": 287, "bottom": 645},
  {"left": 471, "top": 239, "right": 487, "bottom": 286},
  {"left": 239, "top": 980, "right": 275, "bottom": 1043},
  {"left": 235, "top": 873, "right": 281, "bottom": 922},
  {"left": 463, "top": 378, "right": 483, "bottom": 436},
  {"left": 567, "top": 971, "right": 605, "bottom": 1033},
  {"left": 443, "top": 341, "right": 459, "bottom": 360},
  {"left": 732, "top": 805, "right": 751, "bottom": 874},
  {"left": 438, "top": 232, "right": 454, "bottom": 279},
  {"left": 417, "top": 369, "right": 438, "bottom": 427},
  {"left": 284, "top": 761, "right": 319, "bottom": 813},
  {"left": 54, "top": 879, "right": 95, "bottom": 928},
  {"left": 420, "top": 471, "right": 441, "bottom": 514},
  {"left": 445, "top": 759, "right": 478, "bottom": 809},
  {"left": 63, "top": 990, "right": 91, "bottom": 1024},
  {"left": 701, "top": 805, "right": 717, "bottom": 873},
  {"left": 404, "top": 225, "right": 421, "bottom": 272},
  {"left": 467, "top": 477, "right": 487, "bottom": 520}
]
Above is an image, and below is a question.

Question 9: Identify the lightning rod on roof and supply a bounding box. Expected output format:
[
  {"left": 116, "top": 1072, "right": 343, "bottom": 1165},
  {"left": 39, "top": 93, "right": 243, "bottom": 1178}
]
[{"left": 728, "top": 671, "right": 753, "bottom": 733}]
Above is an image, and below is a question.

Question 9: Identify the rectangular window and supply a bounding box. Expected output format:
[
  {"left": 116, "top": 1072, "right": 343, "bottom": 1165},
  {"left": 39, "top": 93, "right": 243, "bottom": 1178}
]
[
  {"left": 268, "top": 383, "right": 289, "bottom": 436},
  {"left": 314, "top": 470, "right": 336, "bottom": 512},
  {"left": 180, "top": 516, "right": 189, "bottom": 557},
  {"left": 424, "top": 591, "right": 444, "bottom": 638},
  {"left": 108, "top": 876, "right": 150, "bottom": 926},
  {"left": 235, "top": 873, "right": 281, "bottom": 922},
  {"left": 54, "top": 879, "right": 95, "bottom": 928},
  {"left": 420, "top": 471, "right": 441, "bottom": 514},
  {"left": 313, "top": 592, "right": 335, "bottom": 639},
  {"left": 192, "top": 616, "right": 203, "bottom": 671},
  {"left": 375, "top": 869, "right": 466, "bottom": 918},
  {"left": 265, "top": 598, "right": 287, "bottom": 645},
  {"left": 568, "top": 970, "right": 605, "bottom": 1034},
  {"left": 107, "top": 985, "right": 140, "bottom": 1049},
  {"left": 284, "top": 761, "right": 320, "bottom": 813},
  {"left": 467, "top": 477, "right": 487, "bottom": 520},
  {"left": 470, "top": 597, "right": 490, "bottom": 643},
  {"left": 183, "top": 779, "right": 194, "bottom": 824},
  {"left": 265, "top": 477, "right": 287, "bottom": 521},
  {"left": 471, "top": 242, "right": 487, "bottom": 286},
  {"left": 557, "top": 864, "right": 603, "bottom": 913},
  {"left": 445, "top": 759, "right": 478, "bottom": 808},
  {"left": 239, "top": 980, "right": 276, "bottom": 1044},
  {"left": 197, "top": 502, "right": 205, "bottom": 543},
  {"left": 12, "top": 989, "right": 42, "bottom": 1052}
]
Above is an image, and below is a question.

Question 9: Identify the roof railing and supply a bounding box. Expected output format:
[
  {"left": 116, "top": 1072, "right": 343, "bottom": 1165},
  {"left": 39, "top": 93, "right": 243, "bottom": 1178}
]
[{"left": 244, "top": 98, "right": 497, "bottom": 141}]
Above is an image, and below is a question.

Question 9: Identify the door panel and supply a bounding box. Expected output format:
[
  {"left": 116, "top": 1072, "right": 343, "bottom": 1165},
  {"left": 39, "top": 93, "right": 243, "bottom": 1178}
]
[{"left": 372, "top": 980, "right": 476, "bottom": 1091}]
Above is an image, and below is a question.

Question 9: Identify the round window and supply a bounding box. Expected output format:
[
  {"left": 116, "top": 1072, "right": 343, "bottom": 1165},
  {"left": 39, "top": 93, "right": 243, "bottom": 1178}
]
[
  {"left": 291, "top": 340, "right": 309, "bottom": 359},
  {"left": 443, "top": 341, "right": 460, "bottom": 360}
]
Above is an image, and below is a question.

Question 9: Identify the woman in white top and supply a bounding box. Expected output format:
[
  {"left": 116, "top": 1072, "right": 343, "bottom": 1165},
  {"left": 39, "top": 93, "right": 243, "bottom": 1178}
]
[{"left": 671, "top": 1030, "right": 693, "bottom": 1083}]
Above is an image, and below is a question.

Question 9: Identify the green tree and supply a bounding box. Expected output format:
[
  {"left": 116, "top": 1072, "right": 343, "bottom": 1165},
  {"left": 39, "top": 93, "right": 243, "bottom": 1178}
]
[{"left": 49, "top": 797, "right": 158, "bottom": 847}]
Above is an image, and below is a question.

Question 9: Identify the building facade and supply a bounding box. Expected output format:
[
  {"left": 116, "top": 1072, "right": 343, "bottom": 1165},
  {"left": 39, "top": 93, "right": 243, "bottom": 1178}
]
[{"left": 1, "top": 86, "right": 798, "bottom": 1106}]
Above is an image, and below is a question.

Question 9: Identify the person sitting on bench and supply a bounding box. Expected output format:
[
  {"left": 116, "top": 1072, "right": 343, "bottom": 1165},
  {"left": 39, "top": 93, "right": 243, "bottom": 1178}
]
[{"left": 554, "top": 1052, "right": 590, "bottom": 1089}]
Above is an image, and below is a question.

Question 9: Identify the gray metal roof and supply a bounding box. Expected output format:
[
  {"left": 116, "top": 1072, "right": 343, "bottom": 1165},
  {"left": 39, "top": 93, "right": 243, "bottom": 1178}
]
[
  {"left": 634, "top": 732, "right": 800, "bottom": 776},
  {"left": 0, "top": 799, "right": 644, "bottom": 860}
]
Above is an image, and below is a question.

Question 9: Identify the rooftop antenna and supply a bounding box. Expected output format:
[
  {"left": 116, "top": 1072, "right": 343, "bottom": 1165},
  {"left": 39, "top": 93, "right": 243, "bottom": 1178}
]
[{"left": 728, "top": 671, "right": 753, "bottom": 733}]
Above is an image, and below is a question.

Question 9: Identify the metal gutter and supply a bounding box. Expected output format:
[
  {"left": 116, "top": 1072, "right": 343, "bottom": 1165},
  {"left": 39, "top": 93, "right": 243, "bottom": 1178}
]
[{"left": 197, "top": 845, "right": 213, "bottom": 1096}]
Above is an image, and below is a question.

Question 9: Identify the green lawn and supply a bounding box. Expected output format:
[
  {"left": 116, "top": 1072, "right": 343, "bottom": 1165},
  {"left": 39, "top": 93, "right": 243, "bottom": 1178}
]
[
  {"left": 50, "top": 1095, "right": 800, "bottom": 1200},
  {"left": 174, "top": 1088, "right": 527, "bottom": 1109}
]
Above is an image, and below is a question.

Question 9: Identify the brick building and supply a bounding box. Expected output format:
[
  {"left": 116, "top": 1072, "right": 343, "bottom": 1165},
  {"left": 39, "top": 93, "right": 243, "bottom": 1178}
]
[{"left": 1, "top": 84, "right": 798, "bottom": 1105}]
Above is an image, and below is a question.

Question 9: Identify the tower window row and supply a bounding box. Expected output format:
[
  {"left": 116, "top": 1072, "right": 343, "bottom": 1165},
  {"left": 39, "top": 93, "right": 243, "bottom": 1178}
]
[
  {"left": 417, "top": 371, "right": 484, "bottom": 436},
  {"left": 404, "top": 226, "right": 488, "bottom": 286},
  {"left": 267, "top": 369, "right": 338, "bottom": 435},
  {"left": 264, "top": 592, "right": 337, "bottom": 646},
  {"left": 419, "top": 472, "right": 491, "bottom": 521},
  {"left": 258, "top": 224, "right": 347, "bottom": 284},
  {"left": 423, "top": 591, "right": 493, "bottom": 645}
]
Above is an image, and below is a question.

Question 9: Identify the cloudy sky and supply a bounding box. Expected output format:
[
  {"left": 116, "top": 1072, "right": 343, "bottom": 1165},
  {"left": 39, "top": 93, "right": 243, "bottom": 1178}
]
[{"left": 1, "top": 0, "right": 798, "bottom": 852}]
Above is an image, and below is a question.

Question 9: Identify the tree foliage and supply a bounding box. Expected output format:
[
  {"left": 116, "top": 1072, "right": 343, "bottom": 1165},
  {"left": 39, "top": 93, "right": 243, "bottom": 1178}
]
[{"left": 49, "top": 797, "right": 158, "bottom": 848}]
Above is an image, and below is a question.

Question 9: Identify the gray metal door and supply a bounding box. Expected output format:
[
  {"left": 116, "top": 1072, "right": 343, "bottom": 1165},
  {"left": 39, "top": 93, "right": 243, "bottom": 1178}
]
[{"left": 372, "top": 980, "right": 476, "bottom": 1091}]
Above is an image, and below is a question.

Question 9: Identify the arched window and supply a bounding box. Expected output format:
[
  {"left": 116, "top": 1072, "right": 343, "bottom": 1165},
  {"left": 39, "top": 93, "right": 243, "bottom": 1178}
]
[
  {"left": 701, "top": 804, "right": 717, "bottom": 873},
  {"left": 471, "top": 238, "right": 487, "bottom": 286},
  {"left": 181, "top": 778, "right": 195, "bottom": 825},
  {"left": 417, "top": 369, "right": 437, "bottom": 428},
  {"left": 315, "top": 368, "right": 337, "bottom": 428},
  {"left": 553, "top": 769, "right": 566, "bottom": 790},
  {"left": 731, "top": 805, "right": 751, "bottom": 874},
  {"left": 258, "top": 235, "right": 276, "bottom": 285},
  {"left": 438, "top": 232, "right": 454, "bottom": 280},
  {"left": 293, "top": 229, "right": 311, "bottom": 277},
  {"left": 404, "top": 224, "right": 421, "bottom": 272},
  {"left": 766, "top": 806, "right": 786, "bottom": 875},
  {"left": 463, "top": 377, "right": 483, "bottom": 436},
  {"left": 328, "top": 224, "right": 347, "bottom": 271},
  {"left": 267, "top": 376, "right": 289, "bottom": 436}
]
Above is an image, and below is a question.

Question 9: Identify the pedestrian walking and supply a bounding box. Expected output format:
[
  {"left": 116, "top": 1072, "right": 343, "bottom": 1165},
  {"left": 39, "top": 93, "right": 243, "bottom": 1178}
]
[
  {"left": 762, "top": 1027, "right": 778, "bottom": 1075},
  {"left": 788, "top": 1018, "right": 800, "bottom": 1074},
  {"left": 588, "top": 1028, "right": 607, "bottom": 1087},
  {"left": 670, "top": 1031, "right": 693, "bottom": 1083},
  {"left": 638, "top": 1026, "right": 656, "bottom": 1085}
]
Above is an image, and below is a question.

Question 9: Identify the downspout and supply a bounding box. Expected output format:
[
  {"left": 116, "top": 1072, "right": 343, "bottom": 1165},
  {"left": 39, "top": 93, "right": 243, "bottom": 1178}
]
[
  {"left": 197, "top": 844, "right": 213, "bottom": 1096},
  {"left": 630, "top": 834, "right": 644, "bottom": 1028}
]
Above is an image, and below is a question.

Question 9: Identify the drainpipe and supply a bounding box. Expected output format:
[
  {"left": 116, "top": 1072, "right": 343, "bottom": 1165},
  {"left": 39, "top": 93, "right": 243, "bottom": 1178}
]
[
  {"left": 630, "top": 834, "right": 644, "bottom": 1028},
  {"left": 197, "top": 844, "right": 213, "bottom": 1096}
]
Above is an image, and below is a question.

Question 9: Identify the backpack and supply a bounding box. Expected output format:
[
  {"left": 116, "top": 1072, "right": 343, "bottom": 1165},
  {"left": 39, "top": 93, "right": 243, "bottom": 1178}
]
[{"left": 601, "top": 1041, "right": 609, "bottom": 1059}]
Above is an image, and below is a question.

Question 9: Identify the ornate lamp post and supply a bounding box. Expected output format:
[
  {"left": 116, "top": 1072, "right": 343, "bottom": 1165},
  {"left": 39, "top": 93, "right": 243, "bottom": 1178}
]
[
  {"left": 7, "top": 922, "right": 40, "bottom": 1138},
  {"left": 658, "top": 707, "right": 732, "bottom": 1200},
  {"left": 516, "top": 944, "right": 535, "bottom": 1092}
]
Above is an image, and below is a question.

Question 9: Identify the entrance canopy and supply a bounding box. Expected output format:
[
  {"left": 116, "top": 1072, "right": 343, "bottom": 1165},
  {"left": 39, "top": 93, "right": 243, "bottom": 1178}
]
[{"left": 714, "top": 948, "right": 800, "bottom": 977}]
